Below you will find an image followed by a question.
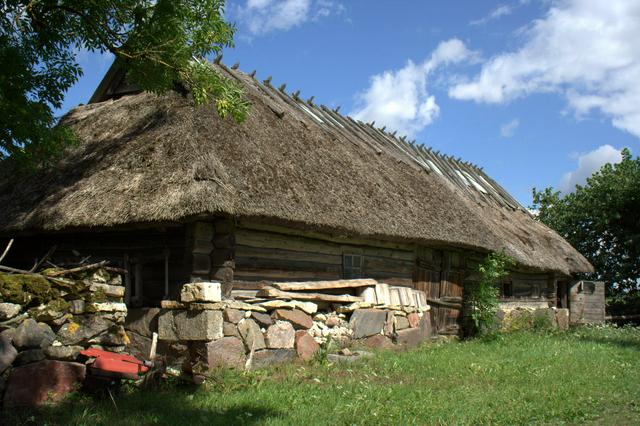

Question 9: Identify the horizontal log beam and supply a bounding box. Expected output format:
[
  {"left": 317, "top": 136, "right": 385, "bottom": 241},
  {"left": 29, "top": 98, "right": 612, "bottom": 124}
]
[
  {"left": 257, "top": 286, "right": 363, "bottom": 303},
  {"left": 272, "top": 279, "right": 377, "bottom": 291}
]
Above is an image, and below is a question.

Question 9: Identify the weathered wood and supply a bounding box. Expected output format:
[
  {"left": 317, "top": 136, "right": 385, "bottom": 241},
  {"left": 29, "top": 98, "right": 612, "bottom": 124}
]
[
  {"left": 257, "top": 286, "right": 362, "bottom": 303},
  {"left": 235, "top": 257, "right": 341, "bottom": 274},
  {"left": 46, "top": 260, "right": 109, "bottom": 277},
  {"left": 234, "top": 269, "right": 339, "bottom": 281},
  {"left": 0, "top": 239, "right": 14, "bottom": 265},
  {"left": 427, "top": 298, "right": 462, "bottom": 310},
  {"left": 235, "top": 245, "right": 342, "bottom": 265},
  {"left": 272, "top": 279, "right": 377, "bottom": 291},
  {"left": 363, "top": 256, "right": 413, "bottom": 275},
  {"left": 237, "top": 221, "right": 415, "bottom": 252}
]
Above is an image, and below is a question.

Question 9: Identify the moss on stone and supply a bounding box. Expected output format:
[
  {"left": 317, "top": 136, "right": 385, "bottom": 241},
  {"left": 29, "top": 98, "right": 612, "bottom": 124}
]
[{"left": 0, "top": 273, "right": 59, "bottom": 306}]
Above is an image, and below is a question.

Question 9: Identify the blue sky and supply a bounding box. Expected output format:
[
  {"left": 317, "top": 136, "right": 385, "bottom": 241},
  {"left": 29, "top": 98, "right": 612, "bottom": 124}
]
[{"left": 61, "top": 0, "right": 639, "bottom": 207}]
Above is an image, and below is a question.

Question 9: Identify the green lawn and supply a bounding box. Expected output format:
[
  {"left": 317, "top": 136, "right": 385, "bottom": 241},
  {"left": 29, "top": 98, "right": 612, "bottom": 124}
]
[{"left": 8, "top": 326, "right": 640, "bottom": 425}]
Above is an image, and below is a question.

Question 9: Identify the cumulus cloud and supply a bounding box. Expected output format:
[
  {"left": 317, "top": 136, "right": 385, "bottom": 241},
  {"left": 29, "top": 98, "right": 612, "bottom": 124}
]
[
  {"left": 500, "top": 118, "right": 520, "bottom": 138},
  {"left": 235, "top": 0, "right": 343, "bottom": 35},
  {"left": 351, "top": 39, "right": 475, "bottom": 137},
  {"left": 559, "top": 145, "right": 623, "bottom": 193},
  {"left": 450, "top": 0, "right": 640, "bottom": 138},
  {"left": 470, "top": 4, "right": 514, "bottom": 26}
]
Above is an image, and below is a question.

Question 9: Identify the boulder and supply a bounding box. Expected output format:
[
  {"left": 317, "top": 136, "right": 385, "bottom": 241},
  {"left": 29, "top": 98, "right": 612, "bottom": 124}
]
[
  {"left": 180, "top": 282, "right": 222, "bottom": 303},
  {"left": 0, "top": 303, "right": 21, "bottom": 321},
  {"left": 224, "top": 308, "right": 244, "bottom": 324},
  {"left": 251, "top": 311, "right": 274, "bottom": 327},
  {"left": 3, "top": 360, "right": 86, "bottom": 407},
  {"left": 349, "top": 309, "right": 388, "bottom": 339},
  {"left": 13, "top": 349, "right": 45, "bottom": 366},
  {"left": 295, "top": 330, "right": 319, "bottom": 362},
  {"left": 158, "top": 310, "right": 223, "bottom": 341},
  {"left": 0, "top": 333, "right": 18, "bottom": 373},
  {"left": 190, "top": 337, "right": 246, "bottom": 372},
  {"left": 237, "top": 319, "right": 266, "bottom": 351},
  {"left": 43, "top": 345, "right": 83, "bottom": 361},
  {"left": 125, "top": 308, "right": 161, "bottom": 337},
  {"left": 12, "top": 319, "right": 55, "bottom": 349},
  {"left": 250, "top": 349, "right": 296, "bottom": 370},
  {"left": 265, "top": 321, "right": 295, "bottom": 349},
  {"left": 273, "top": 309, "right": 313, "bottom": 330}
]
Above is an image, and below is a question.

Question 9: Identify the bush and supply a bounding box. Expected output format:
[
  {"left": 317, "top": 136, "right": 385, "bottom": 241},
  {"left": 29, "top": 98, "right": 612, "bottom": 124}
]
[{"left": 467, "top": 252, "right": 515, "bottom": 336}]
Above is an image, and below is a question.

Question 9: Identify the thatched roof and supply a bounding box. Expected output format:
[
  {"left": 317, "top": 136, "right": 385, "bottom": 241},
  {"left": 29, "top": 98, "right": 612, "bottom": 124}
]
[{"left": 0, "top": 62, "right": 593, "bottom": 275}]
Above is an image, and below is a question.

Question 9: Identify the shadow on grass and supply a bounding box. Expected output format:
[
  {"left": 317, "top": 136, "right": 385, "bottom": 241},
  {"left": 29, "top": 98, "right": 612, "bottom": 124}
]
[
  {"left": 575, "top": 331, "right": 640, "bottom": 351},
  {"left": 1, "top": 383, "right": 282, "bottom": 426}
]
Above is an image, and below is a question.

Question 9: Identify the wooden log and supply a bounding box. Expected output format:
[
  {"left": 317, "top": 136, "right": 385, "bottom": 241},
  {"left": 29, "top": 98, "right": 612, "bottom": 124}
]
[
  {"left": 235, "top": 257, "right": 341, "bottom": 274},
  {"left": 427, "top": 298, "right": 462, "bottom": 310},
  {"left": 257, "top": 286, "right": 362, "bottom": 303},
  {"left": 0, "top": 239, "right": 14, "bottom": 264},
  {"left": 235, "top": 245, "right": 342, "bottom": 265},
  {"left": 272, "top": 278, "right": 377, "bottom": 291},
  {"left": 234, "top": 269, "right": 339, "bottom": 280}
]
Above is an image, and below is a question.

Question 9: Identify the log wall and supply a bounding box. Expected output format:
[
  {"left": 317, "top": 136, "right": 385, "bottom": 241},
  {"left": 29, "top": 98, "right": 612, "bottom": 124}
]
[
  {"left": 232, "top": 223, "right": 415, "bottom": 286},
  {"left": 569, "top": 280, "right": 605, "bottom": 324}
]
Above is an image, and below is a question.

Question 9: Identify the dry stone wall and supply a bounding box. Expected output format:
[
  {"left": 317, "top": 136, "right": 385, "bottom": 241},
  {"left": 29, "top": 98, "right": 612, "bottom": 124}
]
[
  {"left": 0, "top": 268, "right": 127, "bottom": 407},
  {"left": 156, "top": 281, "right": 434, "bottom": 376}
]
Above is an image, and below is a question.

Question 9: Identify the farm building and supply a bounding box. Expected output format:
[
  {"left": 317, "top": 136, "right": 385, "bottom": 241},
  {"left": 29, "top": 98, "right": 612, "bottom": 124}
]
[{"left": 0, "top": 60, "right": 601, "bottom": 336}]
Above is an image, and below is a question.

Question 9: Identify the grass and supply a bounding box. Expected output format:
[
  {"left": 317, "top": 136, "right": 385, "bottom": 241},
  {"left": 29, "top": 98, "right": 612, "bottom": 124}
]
[{"left": 5, "top": 325, "right": 640, "bottom": 425}]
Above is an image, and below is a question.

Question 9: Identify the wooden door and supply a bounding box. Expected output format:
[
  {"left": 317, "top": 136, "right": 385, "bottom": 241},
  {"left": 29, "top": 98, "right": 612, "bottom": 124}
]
[{"left": 414, "top": 251, "right": 464, "bottom": 335}]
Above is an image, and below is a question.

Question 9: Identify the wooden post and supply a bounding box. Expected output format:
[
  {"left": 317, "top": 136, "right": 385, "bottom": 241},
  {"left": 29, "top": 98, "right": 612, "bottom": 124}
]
[{"left": 124, "top": 253, "right": 131, "bottom": 305}]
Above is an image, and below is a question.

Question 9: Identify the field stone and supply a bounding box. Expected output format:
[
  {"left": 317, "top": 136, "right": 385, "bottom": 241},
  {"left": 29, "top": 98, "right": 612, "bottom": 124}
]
[
  {"left": 223, "top": 322, "right": 239, "bottom": 337},
  {"left": 251, "top": 312, "right": 273, "bottom": 328},
  {"left": 12, "top": 319, "right": 55, "bottom": 349},
  {"left": 237, "top": 319, "right": 266, "bottom": 351},
  {"left": 556, "top": 308, "right": 570, "bottom": 330},
  {"left": 294, "top": 330, "right": 319, "bottom": 362},
  {"left": 325, "top": 316, "right": 341, "bottom": 327},
  {"left": 57, "top": 316, "right": 113, "bottom": 345},
  {"left": 395, "top": 316, "right": 410, "bottom": 331},
  {"left": 43, "top": 345, "right": 83, "bottom": 361},
  {"left": 273, "top": 309, "right": 313, "bottom": 330},
  {"left": 407, "top": 313, "right": 421, "bottom": 328},
  {"left": 362, "top": 334, "right": 394, "bottom": 349},
  {"left": 69, "top": 300, "right": 85, "bottom": 315},
  {"left": 0, "top": 333, "right": 18, "bottom": 373},
  {"left": 158, "top": 310, "right": 223, "bottom": 341},
  {"left": 125, "top": 308, "right": 160, "bottom": 337},
  {"left": 191, "top": 337, "right": 246, "bottom": 372},
  {"left": 265, "top": 321, "right": 295, "bottom": 349},
  {"left": 13, "top": 349, "right": 45, "bottom": 366},
  {"left": 180, "top": 282, "right": 222, "bottom": 303},
  {"left": 250, "top": 349, "right": 296, "bottom": 370},
  {"left": 0, "top": 303, "right": 21, "bottom": 321},
  {"left": 349, "top": 309, "right": 388, "bottom": 339},
  {"left": 224, "top": 309, "right": 244, "bottom": 324},
  {"left": 89, "top": 283, "right": 125, "bottom": 298},
  {"left": 3, "top": 360, "right": 86, "bottom": 407},
  {"left": 395, "top": 327, "right": 428, "bottom": 348}
]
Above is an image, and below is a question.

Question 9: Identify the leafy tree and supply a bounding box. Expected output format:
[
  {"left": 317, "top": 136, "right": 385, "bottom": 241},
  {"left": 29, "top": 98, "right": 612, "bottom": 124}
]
[
  {"left": 1, "top": 0, "right": 248, "bottom": 167},
  {"left": 467, "top": 251, "right": 515, "bottom": 336},
  {"left": 532, "top": 148, "right": 640, "bottom": 295}
]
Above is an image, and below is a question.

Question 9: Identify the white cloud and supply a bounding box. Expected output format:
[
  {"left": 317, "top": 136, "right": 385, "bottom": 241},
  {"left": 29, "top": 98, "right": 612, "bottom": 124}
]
[
  {"left": 450, "top": 0, "right": 640, "bottom": 138},
  {"left": 559, "top": 145, "right": 622, "bottom": 193},
  {"left": 235, "top": 0, "right": 343, "bottom": 35},
  {"left": 351, "top": 39, "right": 475, "bottom": 137},
  {"left": 470, "top": 4, "right": 514, "bottom": 26},
  {"left": 500, "top": 118, "right": 520, "bottom": 138}
]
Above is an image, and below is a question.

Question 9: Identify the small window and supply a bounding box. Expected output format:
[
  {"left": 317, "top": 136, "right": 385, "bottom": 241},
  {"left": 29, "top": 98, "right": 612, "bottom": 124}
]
[
  {"left": 343, "top": 254, "right": 362, "bottom": 279},
  {"left": 501, "top": 281, "right": 513, "bottom": 298}
]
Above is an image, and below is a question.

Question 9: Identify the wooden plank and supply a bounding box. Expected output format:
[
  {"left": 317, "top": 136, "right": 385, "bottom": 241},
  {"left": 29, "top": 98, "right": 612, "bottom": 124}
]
[
  {"left": 237, "top": 221, "right": 415, "bottom": 252},
  {"left": 235, "top": 245, "right": 342, "bottom": 265},
  {"left": 257, "top": 286, "right": 362, "bottom": 303},
  {"left": 363, "top": 256, "right": 414, "bottom": 275},
  {"left": 234, "top": 269, "right": 339, "bottom": 280},
  {"left": 272, "top": 278, "right": 377, "bottom": 291},
  {"left": 235, "top": 256, "right": 342, "bottom": 274},
  {"left": 427, "top": 298, "right": 462, "bottom": 310}
]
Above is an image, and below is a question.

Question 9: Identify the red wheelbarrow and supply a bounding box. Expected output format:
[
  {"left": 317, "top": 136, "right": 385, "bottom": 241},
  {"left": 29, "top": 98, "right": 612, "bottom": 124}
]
[{"left": 81, "top": 348, "right": 150, "bottom": 381}]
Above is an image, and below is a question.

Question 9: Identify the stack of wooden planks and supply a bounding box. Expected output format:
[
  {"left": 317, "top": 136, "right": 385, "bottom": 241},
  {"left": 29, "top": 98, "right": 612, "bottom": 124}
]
[{"left": 233, "top": 278, "right": 428, "bottom": 311}]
